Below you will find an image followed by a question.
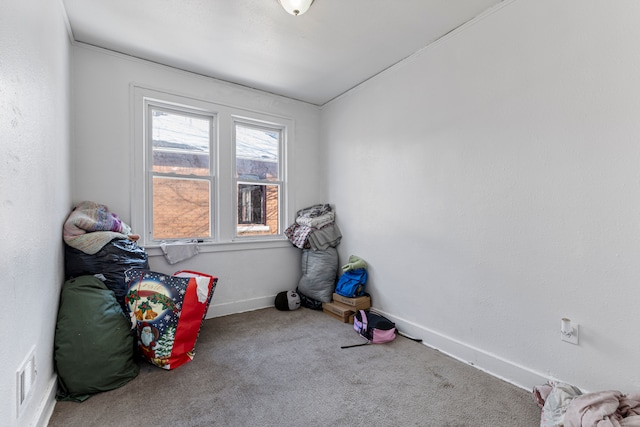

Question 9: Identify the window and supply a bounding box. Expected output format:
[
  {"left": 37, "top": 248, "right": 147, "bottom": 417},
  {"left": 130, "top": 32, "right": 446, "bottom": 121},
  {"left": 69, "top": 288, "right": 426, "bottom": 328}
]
[
  {"left": 150, "top": 107, "right": 214, "bottom": 240},
  {"left": 132, "top": 87, "right": 290, "bottom": 247},
  {"left": 235, "top": 123, "right": 281, "bottom": 237}
]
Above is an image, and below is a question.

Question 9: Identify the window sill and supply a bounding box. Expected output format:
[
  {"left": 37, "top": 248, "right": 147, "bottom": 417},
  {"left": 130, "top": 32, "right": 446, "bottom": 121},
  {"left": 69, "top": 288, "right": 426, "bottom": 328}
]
[{"left": 143, "top": 238, "right": 294, "bottom": 257}]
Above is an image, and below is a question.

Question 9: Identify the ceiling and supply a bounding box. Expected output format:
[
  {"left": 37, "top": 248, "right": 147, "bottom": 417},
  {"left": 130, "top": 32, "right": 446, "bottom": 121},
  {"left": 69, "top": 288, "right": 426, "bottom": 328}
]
[{"left": 62, "top": 0, "right": 504, "bottom": 106}]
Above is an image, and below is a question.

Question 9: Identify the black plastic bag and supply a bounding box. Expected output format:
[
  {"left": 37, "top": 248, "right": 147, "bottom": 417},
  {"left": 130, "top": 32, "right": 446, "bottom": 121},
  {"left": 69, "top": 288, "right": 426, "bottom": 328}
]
[{"left": 65, "top": 238, "right": 149, "bottom": 310}]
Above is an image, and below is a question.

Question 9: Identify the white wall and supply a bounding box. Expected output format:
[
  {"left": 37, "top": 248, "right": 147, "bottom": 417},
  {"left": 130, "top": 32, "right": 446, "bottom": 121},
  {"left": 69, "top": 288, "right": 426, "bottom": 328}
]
[
  {"left": 0, "top": 0, "right": 71, "bottom": 426},
  {"left": 322, "top": 0, "right": 640, "bottom": 393},
  {"left": 70, "top": 45, "right": 323, "bottom": 316},
  {"left": 7, "top": 3, "right": 635, "bottom": 424}
]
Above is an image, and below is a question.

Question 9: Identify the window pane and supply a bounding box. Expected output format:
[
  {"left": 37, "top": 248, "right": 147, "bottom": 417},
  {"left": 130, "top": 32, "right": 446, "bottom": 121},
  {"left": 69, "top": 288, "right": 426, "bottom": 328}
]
[
  {"left": 152, "top": 109, "right": 210, "bottom": 176},
  {"left": 235, "top": 124, "right": 279, "bottom": 181},
  {"left": 237, "top": 183, "right": 279, "bottom": 236},
  {"left": 153, "top": 177, "right": 210, "bottom": 239}
]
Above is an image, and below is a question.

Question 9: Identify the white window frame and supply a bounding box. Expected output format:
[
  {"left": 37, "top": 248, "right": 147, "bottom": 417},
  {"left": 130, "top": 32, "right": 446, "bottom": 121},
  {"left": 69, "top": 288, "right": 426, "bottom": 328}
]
[
  {"left": 131, "top": 85, "right": 292, "bottom": 251},
  {"left": 147, "top": 103, "right": 216, "bottom": 242},
  {"left": 232, "top": 118, "right": 285, "bottom": 239}
]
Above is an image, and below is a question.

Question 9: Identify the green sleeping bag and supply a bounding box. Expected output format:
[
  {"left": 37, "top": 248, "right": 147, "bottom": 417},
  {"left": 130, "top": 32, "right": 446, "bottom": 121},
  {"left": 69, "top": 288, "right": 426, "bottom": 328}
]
[{"left": 54, "top": 275, "right": 139, "bottom": 401}]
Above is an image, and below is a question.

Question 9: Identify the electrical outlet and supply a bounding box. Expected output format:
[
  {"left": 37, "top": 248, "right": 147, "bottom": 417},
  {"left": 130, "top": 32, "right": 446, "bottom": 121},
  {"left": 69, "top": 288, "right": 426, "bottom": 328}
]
[
  {"left": 16, "top": 348, "right": 36, "bottom": 418},
  {"left": 560, "top": 324, "right": 579, "bottom": 345}
]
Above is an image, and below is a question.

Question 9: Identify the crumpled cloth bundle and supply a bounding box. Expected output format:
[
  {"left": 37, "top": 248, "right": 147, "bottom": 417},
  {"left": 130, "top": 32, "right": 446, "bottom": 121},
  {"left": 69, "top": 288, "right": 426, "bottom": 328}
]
[
  {"left": 63, "top": 201, "right": 139, "bottom": 255},
  {"left": 564, "top": 390, "right": 640, "bottom": 427},
  {"left": 533, "top": 381, "right": 640, "bottom": 427},
  {"left": 285, "top": 204, "right": 341, "bottom": 250},
  {"left": 534, "top": 381, "right": 583, "bottom": 427},
  {"left": 160, "top": 240, "right": 200, "bottom": 265},
  {"left": 342, "top": 255, "right": 367, "bottom": 272}
]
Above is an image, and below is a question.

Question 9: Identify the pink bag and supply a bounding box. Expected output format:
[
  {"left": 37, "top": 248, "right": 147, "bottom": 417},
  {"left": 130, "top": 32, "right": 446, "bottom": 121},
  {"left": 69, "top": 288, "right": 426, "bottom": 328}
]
[{"left": 342, "top": 310, "right": 396, "bottom": 348}]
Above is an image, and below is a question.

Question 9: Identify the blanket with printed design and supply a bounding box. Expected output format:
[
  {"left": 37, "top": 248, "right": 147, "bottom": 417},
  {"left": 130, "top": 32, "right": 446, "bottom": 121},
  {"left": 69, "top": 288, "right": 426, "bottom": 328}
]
[{"left": 63, "top": 201, "right": 138, "bottom": 255}]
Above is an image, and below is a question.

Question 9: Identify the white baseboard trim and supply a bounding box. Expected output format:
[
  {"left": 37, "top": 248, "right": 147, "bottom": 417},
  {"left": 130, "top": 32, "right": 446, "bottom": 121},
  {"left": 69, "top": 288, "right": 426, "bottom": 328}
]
[
  {"left": 377, "top": 309, "right": 549, "bottom": 392},
  {"left": 35, "top": 375, "right": 58, "bottom": 427},
  {"left": 206, "top": 295, "right": 275, "bottom": 318}
]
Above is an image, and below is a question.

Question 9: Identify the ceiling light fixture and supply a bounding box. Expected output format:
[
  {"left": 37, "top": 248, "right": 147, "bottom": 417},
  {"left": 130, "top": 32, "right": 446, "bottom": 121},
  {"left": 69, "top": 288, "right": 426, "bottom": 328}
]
[{"left": 278, "top": 0, "right": 314, "bottom": 16}]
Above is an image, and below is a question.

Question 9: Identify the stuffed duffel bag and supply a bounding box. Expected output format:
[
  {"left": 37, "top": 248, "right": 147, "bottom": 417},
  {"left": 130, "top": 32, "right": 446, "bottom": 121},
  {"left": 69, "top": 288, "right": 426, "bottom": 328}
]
[
  {"left": 124, "top": 269, "right": 217, "bottom": 370},
  {"left": 54, "top": 275, "right": 139, "bottom": 401}
]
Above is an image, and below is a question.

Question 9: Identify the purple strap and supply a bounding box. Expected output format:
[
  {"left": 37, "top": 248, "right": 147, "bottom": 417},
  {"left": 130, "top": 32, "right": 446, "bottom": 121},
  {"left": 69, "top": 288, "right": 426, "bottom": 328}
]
[{"left": 359, "top": 310, "right": 368, "bottom": 333}]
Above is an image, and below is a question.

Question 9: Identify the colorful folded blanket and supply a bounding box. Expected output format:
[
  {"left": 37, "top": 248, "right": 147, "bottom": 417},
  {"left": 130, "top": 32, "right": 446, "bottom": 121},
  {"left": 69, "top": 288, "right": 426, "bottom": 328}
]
[
  {"left": 284, "top": 223, "right": 314, "bottom": 249},
  {"left": 63, "top": 201, "right": 136, "bottom": 255}
]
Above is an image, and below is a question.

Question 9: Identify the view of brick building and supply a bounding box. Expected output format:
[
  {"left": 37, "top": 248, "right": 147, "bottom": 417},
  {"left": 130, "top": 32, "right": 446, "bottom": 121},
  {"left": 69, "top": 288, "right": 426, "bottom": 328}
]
[{"left": 150, "top": 109, "right": 281, "bottom": 240}]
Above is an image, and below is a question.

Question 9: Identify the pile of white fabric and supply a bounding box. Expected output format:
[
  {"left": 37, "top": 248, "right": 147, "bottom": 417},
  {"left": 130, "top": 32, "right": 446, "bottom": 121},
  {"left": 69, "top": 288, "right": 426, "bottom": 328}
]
[{"left": 533, "top": 381, "right": 640, "bottom": 427}]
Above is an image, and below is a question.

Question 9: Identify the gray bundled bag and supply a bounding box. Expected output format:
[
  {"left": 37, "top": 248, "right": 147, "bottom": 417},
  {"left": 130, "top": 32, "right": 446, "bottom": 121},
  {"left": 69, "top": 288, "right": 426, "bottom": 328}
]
[{"left": 297, "top": 247, "right": 338, "bottom": 304}]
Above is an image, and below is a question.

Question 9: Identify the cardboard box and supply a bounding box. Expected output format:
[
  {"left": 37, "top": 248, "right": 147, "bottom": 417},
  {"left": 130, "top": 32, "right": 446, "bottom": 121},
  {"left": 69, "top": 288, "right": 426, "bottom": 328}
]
[
  {"left": 322, "top": 300, "right": 355, "bottom": 317},
  {"left": 322, "top": 301, "right": 356, "bottom": 323},
  {"left": 323, "top": 308, "right": 351, "bottom": 323},
  {"left": 331, "top": 293, "right": 371, "bottom": 310}
]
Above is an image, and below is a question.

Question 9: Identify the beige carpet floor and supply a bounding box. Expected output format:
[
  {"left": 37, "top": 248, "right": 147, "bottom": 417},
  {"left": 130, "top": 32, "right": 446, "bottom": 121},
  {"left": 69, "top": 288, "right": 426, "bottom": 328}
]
[{"left": 48, "top": 306, "right": 541, "bottom": 426}]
